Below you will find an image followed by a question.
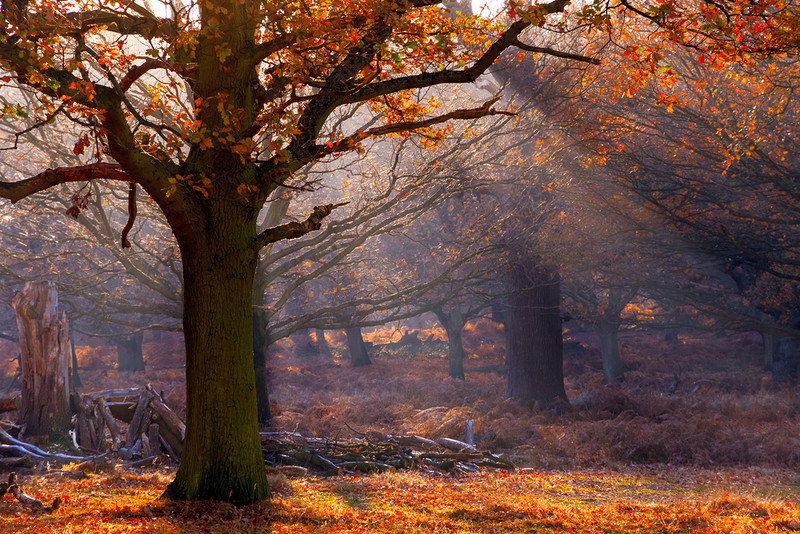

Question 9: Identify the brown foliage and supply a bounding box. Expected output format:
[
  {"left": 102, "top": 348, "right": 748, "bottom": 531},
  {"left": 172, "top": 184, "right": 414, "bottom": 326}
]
[
  {"left": 3, "top": 323, "right": 798, "bottom": 472},
  {"left": 268, "top": 328, "right": 800, "bottom": 471}
]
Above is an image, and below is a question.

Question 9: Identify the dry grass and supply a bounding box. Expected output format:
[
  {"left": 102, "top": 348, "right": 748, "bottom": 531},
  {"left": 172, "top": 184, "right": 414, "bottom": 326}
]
[
  {"left": 2, "top": 320, "right": 798, "bottom": 471},
  {"left": 2, "top": 321, "right": 800, "bottom": 532},
  {"left": 268, "top": 322, "right": 800, "bottom": 472}
]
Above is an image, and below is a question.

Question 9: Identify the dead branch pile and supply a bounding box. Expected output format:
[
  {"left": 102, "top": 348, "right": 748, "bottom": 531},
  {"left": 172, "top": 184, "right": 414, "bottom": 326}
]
[
  {"left": 72, "top": 384, "right": 185, "bottom": 463},
  {"left": 0, "top": 385, "right": 185, "bottom": 473},
  {"left": 261, "top": 431, "right": 515, "bottom": 476}
]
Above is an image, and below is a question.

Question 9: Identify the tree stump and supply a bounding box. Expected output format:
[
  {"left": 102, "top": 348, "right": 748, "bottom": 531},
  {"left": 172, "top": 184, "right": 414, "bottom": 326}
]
[{"left": 11, "top": 281, "right": 73, "bottom": 439}]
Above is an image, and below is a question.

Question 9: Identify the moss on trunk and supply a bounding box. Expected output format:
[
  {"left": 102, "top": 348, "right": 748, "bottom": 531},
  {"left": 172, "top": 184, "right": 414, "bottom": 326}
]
[{"left": 165, "top": 218, "right": 269, "bottom": 503}]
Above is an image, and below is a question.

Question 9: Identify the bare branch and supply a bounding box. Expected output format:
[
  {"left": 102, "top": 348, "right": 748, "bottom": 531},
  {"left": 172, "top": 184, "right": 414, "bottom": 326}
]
[
  {"left": 120, "top": 182, "right": 137, "bottom": 249},
  {"left": 342, "top": 0, "right": 571, "bottom": 105},
  {"left": 120, "top": 59, "right": 198, "bottom": 92},
  {"left": 511, "top": 39, "right": 600, "bottom": 65},
  {"left": 256, "top": 202, "right": 347, "bottom": 249},
  {"left": 0, "top": 163, "right": 133, "bottom": 204},
  {"left": 62, "top": 10, "right": 179, "bottom": 40},
  {"left": 314, "top": 97, "right": 515, "bottom": 159}
]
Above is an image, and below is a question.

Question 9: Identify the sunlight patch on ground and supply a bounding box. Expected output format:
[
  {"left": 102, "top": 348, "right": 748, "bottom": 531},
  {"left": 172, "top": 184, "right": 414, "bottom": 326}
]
[{"left": 3, "top": 467, "right": 798, "bottom": 533}]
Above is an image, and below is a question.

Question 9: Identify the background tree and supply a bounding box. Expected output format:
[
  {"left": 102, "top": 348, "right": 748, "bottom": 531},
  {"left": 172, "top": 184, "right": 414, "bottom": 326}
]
[{"left": 570, "top": 31, "right": 800, "bottom": 372}]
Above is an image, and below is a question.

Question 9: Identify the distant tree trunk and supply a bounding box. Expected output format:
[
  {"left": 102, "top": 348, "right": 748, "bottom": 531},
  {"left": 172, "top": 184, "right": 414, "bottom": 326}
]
[
  {"left": 663, "top": 327, "right": 679, "bottom": 343},
  {"left": 505, "top": 262, "right": 568, "bottom": 408},
  {"left": 11, "top": 281, "right": 73, "bottom": 439},
  {"left": 291, "top": 330, "right": 317, "bottom": 357},
  {"left": 761, "top": 331, "right": 778, "bottom": 372},
  {"left": 433, "top": 307, "right": 466, "bottom": 380},
  {"left": 114, "top": 332, "right": 145, "bottom": 372},
  {"left": 345, "top": 327, "right": 371, "bottom": 367},
  {"left": 315, "top": 329, "right": 334, "bottom": 360},
  {"left": 251, "top": 190, "right": 288, "bottom": 428},
  {"left": 594, "top": 319, "right": 624, "bottom": 383},
  {"left": 70, "top": 339, "right": 82, "bottom": 389},
  {"left": 490, "top": 299, "right": 511, "bottom": 366},
  {"left": 252, "top": 309, "right": 271, "bottom": 426},
  {"left": 491, "top": 300, "right": 508, "bottom": 327}
]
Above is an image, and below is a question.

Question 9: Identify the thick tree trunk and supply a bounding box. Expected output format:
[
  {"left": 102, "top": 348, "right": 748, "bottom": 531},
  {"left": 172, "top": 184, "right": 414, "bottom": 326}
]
[
  {"left": 505, "top": 262, "right": 568, "bottom": 408},
  {"left": 165, "top": 235, "right": 268, "bottom": 503},
  {"left": 11, "top": 281, "right": 73, "bottom": 439},
  {"left": 594, "top": 319, "right": 624, "bottom": 383},
  {"left": 434, "top": 307, "right": 466, "bottom": 380},
  {"left": 114, "top": 332, "right": 145, "bottom": 372},
  {"left": 252, "top": 309, "right": 271, "bottom": 426},
  {"left": 345, "top": 327, "right": 371, "bottom": 367}
]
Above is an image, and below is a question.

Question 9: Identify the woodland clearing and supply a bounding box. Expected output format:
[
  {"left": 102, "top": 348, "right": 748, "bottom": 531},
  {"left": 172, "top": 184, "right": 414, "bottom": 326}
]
[{"left": 0, "top": 321, "right": 799, "bottom": 532}]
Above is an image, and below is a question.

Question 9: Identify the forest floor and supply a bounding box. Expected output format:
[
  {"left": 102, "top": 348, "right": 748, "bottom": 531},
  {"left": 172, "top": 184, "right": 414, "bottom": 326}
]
[
  {"left": 1, "top": 321, "right": 800, "bottom": 532},
  {"left": 1, "top": 464, "right": 800, "bottom": 532}
]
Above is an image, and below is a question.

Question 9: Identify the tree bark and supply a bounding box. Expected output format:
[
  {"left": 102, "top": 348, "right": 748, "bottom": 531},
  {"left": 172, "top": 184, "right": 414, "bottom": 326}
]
[
  {"left": 164, "top": 224, "right": 269, "bottom": 503},
  {"left": 433, "top": 307, "right": 466, "bottom": 380},
  {"left": 114, "top": 332, "right": 145, "bottom": 372},
  {"left": 70, "top": 339, "right": 82, "bottom": 389},
  {"left": 252, "top": 309, "right": 271, "bottom": 426},
  {"left": 505, "top": 262, "right": 568, "bottom": 407},
  {"left": 761, "top": 331, "right": 778, "bottom": 372},
  {"left": 11, "top": 281, "right": 73, "bottom": 439},
  {"left": 345, "top": 327, "right": 371, "bottom": 367},
  {"left": 594, "top": 319, "right": 624, "bottom": 383},
  {"left": 315, "top": 329, "right": 334, "bottom": 360}
]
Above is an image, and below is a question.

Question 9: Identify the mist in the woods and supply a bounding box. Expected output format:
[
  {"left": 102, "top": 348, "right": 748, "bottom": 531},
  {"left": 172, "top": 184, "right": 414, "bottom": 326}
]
[
  {"left": 1, "top": 0, "right": 800, "bottom": 529},
  {"left": 2, "top": 33, "right": 799, "bottom": 469}
]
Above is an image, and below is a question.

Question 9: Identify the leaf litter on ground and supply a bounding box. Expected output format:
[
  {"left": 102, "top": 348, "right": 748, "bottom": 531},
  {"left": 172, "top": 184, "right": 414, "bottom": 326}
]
[{"left": 0, "top": 465, "right": 799, "bottom": 533}]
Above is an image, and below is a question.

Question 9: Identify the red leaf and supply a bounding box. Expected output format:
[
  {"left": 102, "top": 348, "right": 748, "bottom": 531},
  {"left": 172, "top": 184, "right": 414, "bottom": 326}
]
[{"left": 72, "top": 134, "right": 90, "bottom": 156}]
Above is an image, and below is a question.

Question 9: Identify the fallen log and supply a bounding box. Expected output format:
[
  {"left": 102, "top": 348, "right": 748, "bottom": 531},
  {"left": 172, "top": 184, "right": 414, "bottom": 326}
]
[
  {"left": 76, "top": 396, "right": 94, "bottom": 451},
  {"left": 0, "top": 455, "right": 35, "bottom": 469},
  {"left": 97, "top": 397, "right": 121, "bottom": 450},
  {"left": 337, "top": 460, "right": 393, "bottom": 473},
  {"left": 386, "top": 435, "right": 440, "bottom": 450},
  {"left": 0, "top": 386, "right": 185, "bottom": 471},
  {"left": 261, "top": 430, "right": 515, "bottom": 475},
  {"left": 91, "top": 388, "right": 148, "bottom": 402},
  {"left": 149, "top": 396, "right": 184, "bottom": 458},
  {"left": 436, "top": 437, "right": 477, "bottom": 452},
  {"left": 0, "top": 444, "right": 46, "bottom": 460},
  {"left": 0, "top": 427, "right": 83, "bottom": 464},
  {"left": 126, "top": 391, "right": 154, "bottom": 450}
]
